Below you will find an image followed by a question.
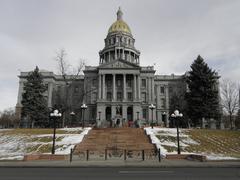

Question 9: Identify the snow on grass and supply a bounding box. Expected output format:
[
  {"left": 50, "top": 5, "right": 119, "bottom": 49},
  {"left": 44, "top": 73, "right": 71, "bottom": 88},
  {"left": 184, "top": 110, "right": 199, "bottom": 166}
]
[
  {"left": 145, "top": 127, "right": 240, "bottom": 160},
  {"left": 145, "top": 127, "right": 197, "bottom": 156},
  {"left": 206, "top": 154, "right": 240, "bottom": 160},
  {"left": 0, "top": 127, "right": 91, "bottom": 160}
]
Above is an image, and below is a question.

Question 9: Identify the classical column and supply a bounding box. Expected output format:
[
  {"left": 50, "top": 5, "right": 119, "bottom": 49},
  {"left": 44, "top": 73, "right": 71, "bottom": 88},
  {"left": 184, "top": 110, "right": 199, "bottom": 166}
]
[
  {"left": 102, "top": 74, "right": 105, "bottom": 99},
  {"left": 165, "top": 85, "right": 169, "bottom": 127},
  {"left": 17, "top": 81, "right": 24, "bottom": 106},
  {"left": 98, "top": 74, "right": 101, "bottom": 99},
  {"left": 122, "top": 48, "right": 125, "bottom": 60},
  {"left": 123, "top": 74, "right": 126, "bottom": 100},
  {"left": 113, "top": 74, "right": 116, "bottom": 101},
  {"left": 148, "top": 77, "right": 151, "bottom": 101},
  {"left": 111, "top": 105, "right": 116, "bottom": 120},
  {"left": 138, "top": 75, "right": 141, "bottom": 99},
  {"left": 122, "top": 105, "right": 127, "bottom": 121},
  {"left": 151, "top": 77, "right": 154, "bottom": 101},
  {"left": 115, "top": 48, "right": 117, "bottom": 60},
  {"left": 166, "top": 85, "right": 169, "bottom": 110},
  {"left": 48, "top": 82, "right": 53, "bottom": 108},
  {"left": 108, "top": 51, "right": 110, "bottom": 62},
  {"left": 133, "top": 74, "right": 137, "bottom": 100}
]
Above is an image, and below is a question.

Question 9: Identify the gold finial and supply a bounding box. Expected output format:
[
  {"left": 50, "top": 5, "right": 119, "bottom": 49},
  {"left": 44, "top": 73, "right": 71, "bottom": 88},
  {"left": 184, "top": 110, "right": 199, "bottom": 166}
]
[{"left": 117, "top": 7, "right": 123, "bottom": 20}]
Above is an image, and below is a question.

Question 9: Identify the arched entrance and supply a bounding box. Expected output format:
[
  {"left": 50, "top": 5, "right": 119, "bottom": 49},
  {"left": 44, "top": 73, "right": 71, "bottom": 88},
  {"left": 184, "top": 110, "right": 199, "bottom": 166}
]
[{"left": 106, "top": 107, "right": 111, "bottom": 121}]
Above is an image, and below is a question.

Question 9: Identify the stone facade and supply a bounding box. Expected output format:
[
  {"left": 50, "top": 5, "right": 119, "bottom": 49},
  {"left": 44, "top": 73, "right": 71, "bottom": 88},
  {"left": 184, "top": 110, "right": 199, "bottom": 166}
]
[{"left": 16, "top": 8, "right": 186, "bottom": 127}]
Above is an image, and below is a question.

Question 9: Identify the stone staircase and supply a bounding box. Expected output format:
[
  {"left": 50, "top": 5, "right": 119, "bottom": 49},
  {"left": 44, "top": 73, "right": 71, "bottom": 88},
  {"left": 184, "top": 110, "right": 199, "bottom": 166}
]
[{"left": 73, "top": 128, "right": 156, "bottom": 155}]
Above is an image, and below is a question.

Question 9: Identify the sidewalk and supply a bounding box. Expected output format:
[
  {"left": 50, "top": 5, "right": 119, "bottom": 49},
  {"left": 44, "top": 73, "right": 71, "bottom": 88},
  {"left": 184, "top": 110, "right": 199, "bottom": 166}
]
[{"left": 0, "top": 159, "right": 239, "bottom": 168}]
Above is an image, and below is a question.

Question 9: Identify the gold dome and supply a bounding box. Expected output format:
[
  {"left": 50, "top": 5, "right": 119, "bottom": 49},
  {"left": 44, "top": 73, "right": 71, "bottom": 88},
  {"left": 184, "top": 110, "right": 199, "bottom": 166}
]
[
  {"left": 108, "top": 7, "right": 132, "bottom": 35},
  {"left": 108, "top": 20, "right": 131, "bottom": 34}
]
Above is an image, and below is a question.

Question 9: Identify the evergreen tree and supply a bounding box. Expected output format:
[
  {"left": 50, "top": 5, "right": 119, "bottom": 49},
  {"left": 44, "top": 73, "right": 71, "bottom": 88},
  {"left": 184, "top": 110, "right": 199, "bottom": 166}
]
[
  {"left": 185, "top": 55, "right": 220, "bottom": 127},
  {"left": 21, "top": 66, "right": 49, "bottom": 127}
]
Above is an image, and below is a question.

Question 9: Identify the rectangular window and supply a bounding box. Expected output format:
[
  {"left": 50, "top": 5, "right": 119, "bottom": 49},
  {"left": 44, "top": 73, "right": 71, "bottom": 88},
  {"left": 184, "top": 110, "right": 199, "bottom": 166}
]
[
  {"left": 107, "top": 92, "right": 112, "bottom": 101},
  {"left": 142, "top": 79, "right": 146, "bottom": 87},
  {"left": 117, "top": 92, "right": 122, "bottom": 101},
  {"left": 142, "top": 108, "right": 147, "bottom": 119},
  {"left": 127, "top": 92, "right": 132, "bottom": 100},
  {"left": 117, "top": 79, "right": 121, "bottom": 87},
  {"left": 92, "top": 92, "right": 97, "bottom": 103},
  {"left": 161, "top": 98, "right": 166, "bottom": 108},
  {"left": 141, "top": 92, "right": 146, "bottom": 103},
  {"left": 107, "top": 80, "right": 111, "bottom": 87},
  {"left": 127, "top": 79, "right": 132, "bottom": 87},
  {"left": 160, "top": 86, "right": 165, "bottom": 94},
  {"left": 92, "top": 79, "right": 97, "bottom": 87},
  {"left": 74, "top": 86, "right": 79, "bottom": 93}
]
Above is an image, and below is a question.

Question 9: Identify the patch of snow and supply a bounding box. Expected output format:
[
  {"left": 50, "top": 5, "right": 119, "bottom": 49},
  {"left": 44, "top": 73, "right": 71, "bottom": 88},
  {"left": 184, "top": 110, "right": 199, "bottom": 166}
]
[
  {"left": 56, "top": 127, "right": 91, "bottom": 154},
  {"left": 0, "top": 129, "right": 13, "bottom": 132},
  {"left": 0, "top": 155, "right": 24, "bottom": 161},
  {"left": 59, "top": 127, "right": 85, "bottom": 132},
  {"left": 0, "top": 127, "right": 92, "bottom": 160},
  {"left": 145, "top": 127, "right": 200, "bottom": 156},
  {"left": 181, "top": 138, "right": 199, "bottom": 145},
  {"left": 206, "top": 154, "right": 240, "bottom": 160}
]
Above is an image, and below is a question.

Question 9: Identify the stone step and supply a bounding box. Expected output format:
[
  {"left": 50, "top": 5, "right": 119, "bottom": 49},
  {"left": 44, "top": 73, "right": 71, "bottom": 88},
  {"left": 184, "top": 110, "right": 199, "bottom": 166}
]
[{"left": 74, "top": 128, "right": 156, "bottom": 154}]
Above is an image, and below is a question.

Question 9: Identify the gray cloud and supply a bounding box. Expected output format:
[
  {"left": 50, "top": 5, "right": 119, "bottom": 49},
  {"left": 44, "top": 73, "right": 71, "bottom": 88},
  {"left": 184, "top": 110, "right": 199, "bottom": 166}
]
[{"left": 0, "top": 0, "right": 239, "bottom": 111}]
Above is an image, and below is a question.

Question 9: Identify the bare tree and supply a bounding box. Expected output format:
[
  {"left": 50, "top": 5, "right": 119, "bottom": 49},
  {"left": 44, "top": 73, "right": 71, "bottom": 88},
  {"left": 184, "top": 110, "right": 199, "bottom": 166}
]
[
  {"left": 220, "top": 79, "right": 239, "bottom": 129},
  {"left": 55, "top": 49, "right": 86, "bottom": 80},
  {"left": 0, "top": 108, "right": 20, "bottom": 128},
  {"left": 54, "top": 48, "right": 86, "bottom": 127}
]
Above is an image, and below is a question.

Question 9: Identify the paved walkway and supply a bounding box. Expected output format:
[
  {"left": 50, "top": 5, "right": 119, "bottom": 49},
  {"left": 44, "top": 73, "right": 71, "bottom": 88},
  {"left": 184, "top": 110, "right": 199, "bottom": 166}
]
[{"left": 0, "top": 159, "right": 239, "bottom": 168}]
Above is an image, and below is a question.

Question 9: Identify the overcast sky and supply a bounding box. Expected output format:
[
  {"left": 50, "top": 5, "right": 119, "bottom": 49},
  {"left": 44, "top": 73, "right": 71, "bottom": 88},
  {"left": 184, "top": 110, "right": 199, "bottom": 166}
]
[{"left": 0, "top": 0, "right": 239, "bottom": 111}]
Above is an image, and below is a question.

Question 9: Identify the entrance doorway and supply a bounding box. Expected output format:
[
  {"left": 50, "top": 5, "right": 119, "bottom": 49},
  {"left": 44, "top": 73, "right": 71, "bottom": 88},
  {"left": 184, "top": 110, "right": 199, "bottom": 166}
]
[
  {"left": 106, "top": 107, "right": 111, "bottom": 121},
  {"left": 127, "top": 106, "right": 133, "bottom": 126},
  {"left": 162, "top": 114, "right": 167, "bottom": 127}
]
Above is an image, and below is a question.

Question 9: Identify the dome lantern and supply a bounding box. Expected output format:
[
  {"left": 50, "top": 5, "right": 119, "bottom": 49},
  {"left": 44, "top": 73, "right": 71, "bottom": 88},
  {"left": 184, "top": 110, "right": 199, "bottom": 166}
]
[{"left": 117, "top": 7, "right": 123, "bottom": 20}]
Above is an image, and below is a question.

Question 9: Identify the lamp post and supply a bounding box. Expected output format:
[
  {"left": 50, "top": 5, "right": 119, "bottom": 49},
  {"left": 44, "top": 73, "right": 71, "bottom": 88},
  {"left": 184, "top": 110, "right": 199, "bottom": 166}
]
[
  {"left": 149, "top": 104, "right": 156, "bottom": 129},
  {"left": 171, "top": 110, "right": 183, "bottom": 154},
  {"left": 81, "top": 103, "right": 87, "bottom": 128},
  {"left": 70, "top": 111, "right": 75, "bottom": 127},
  {"left": 50, "top": 109, "right": 62, "bottom": 154}
]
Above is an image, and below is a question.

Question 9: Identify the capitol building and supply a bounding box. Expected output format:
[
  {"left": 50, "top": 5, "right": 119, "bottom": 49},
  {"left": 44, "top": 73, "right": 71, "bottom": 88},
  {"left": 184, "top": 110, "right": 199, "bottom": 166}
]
[{"left": 16, "top": 8, "right": 186, "bottom": 127}]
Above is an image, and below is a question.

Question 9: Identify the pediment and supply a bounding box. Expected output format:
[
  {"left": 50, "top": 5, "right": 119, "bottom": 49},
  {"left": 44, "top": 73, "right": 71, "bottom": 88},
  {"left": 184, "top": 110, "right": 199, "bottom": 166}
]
[{"left": 99, "top": 59, "right": 139, "bottom": 69}]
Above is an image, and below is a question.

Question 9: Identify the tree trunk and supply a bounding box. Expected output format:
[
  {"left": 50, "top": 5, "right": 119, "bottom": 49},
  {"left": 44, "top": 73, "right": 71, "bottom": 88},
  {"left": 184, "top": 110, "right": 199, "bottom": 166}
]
[{"left": 229, "top": 114, "right": 232, "bottom": 129}]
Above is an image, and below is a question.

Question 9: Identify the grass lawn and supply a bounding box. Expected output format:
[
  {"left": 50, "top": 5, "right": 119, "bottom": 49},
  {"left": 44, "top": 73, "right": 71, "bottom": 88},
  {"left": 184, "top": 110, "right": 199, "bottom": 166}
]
[
  {"left": 185, "top": 129, "right": 240, "bottom": 158},
  {"left": 155, "top": 128, "right": 240, "bottom": 158},
  {"left": 1, "top": 128, "right": 82, "bottom": 135}
]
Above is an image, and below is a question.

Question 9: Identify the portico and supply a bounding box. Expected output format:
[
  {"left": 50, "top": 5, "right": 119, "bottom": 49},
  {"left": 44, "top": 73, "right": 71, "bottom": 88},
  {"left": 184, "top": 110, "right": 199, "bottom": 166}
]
[{"left": 96, "top": 61, "right": 143, "bottom": 125}]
